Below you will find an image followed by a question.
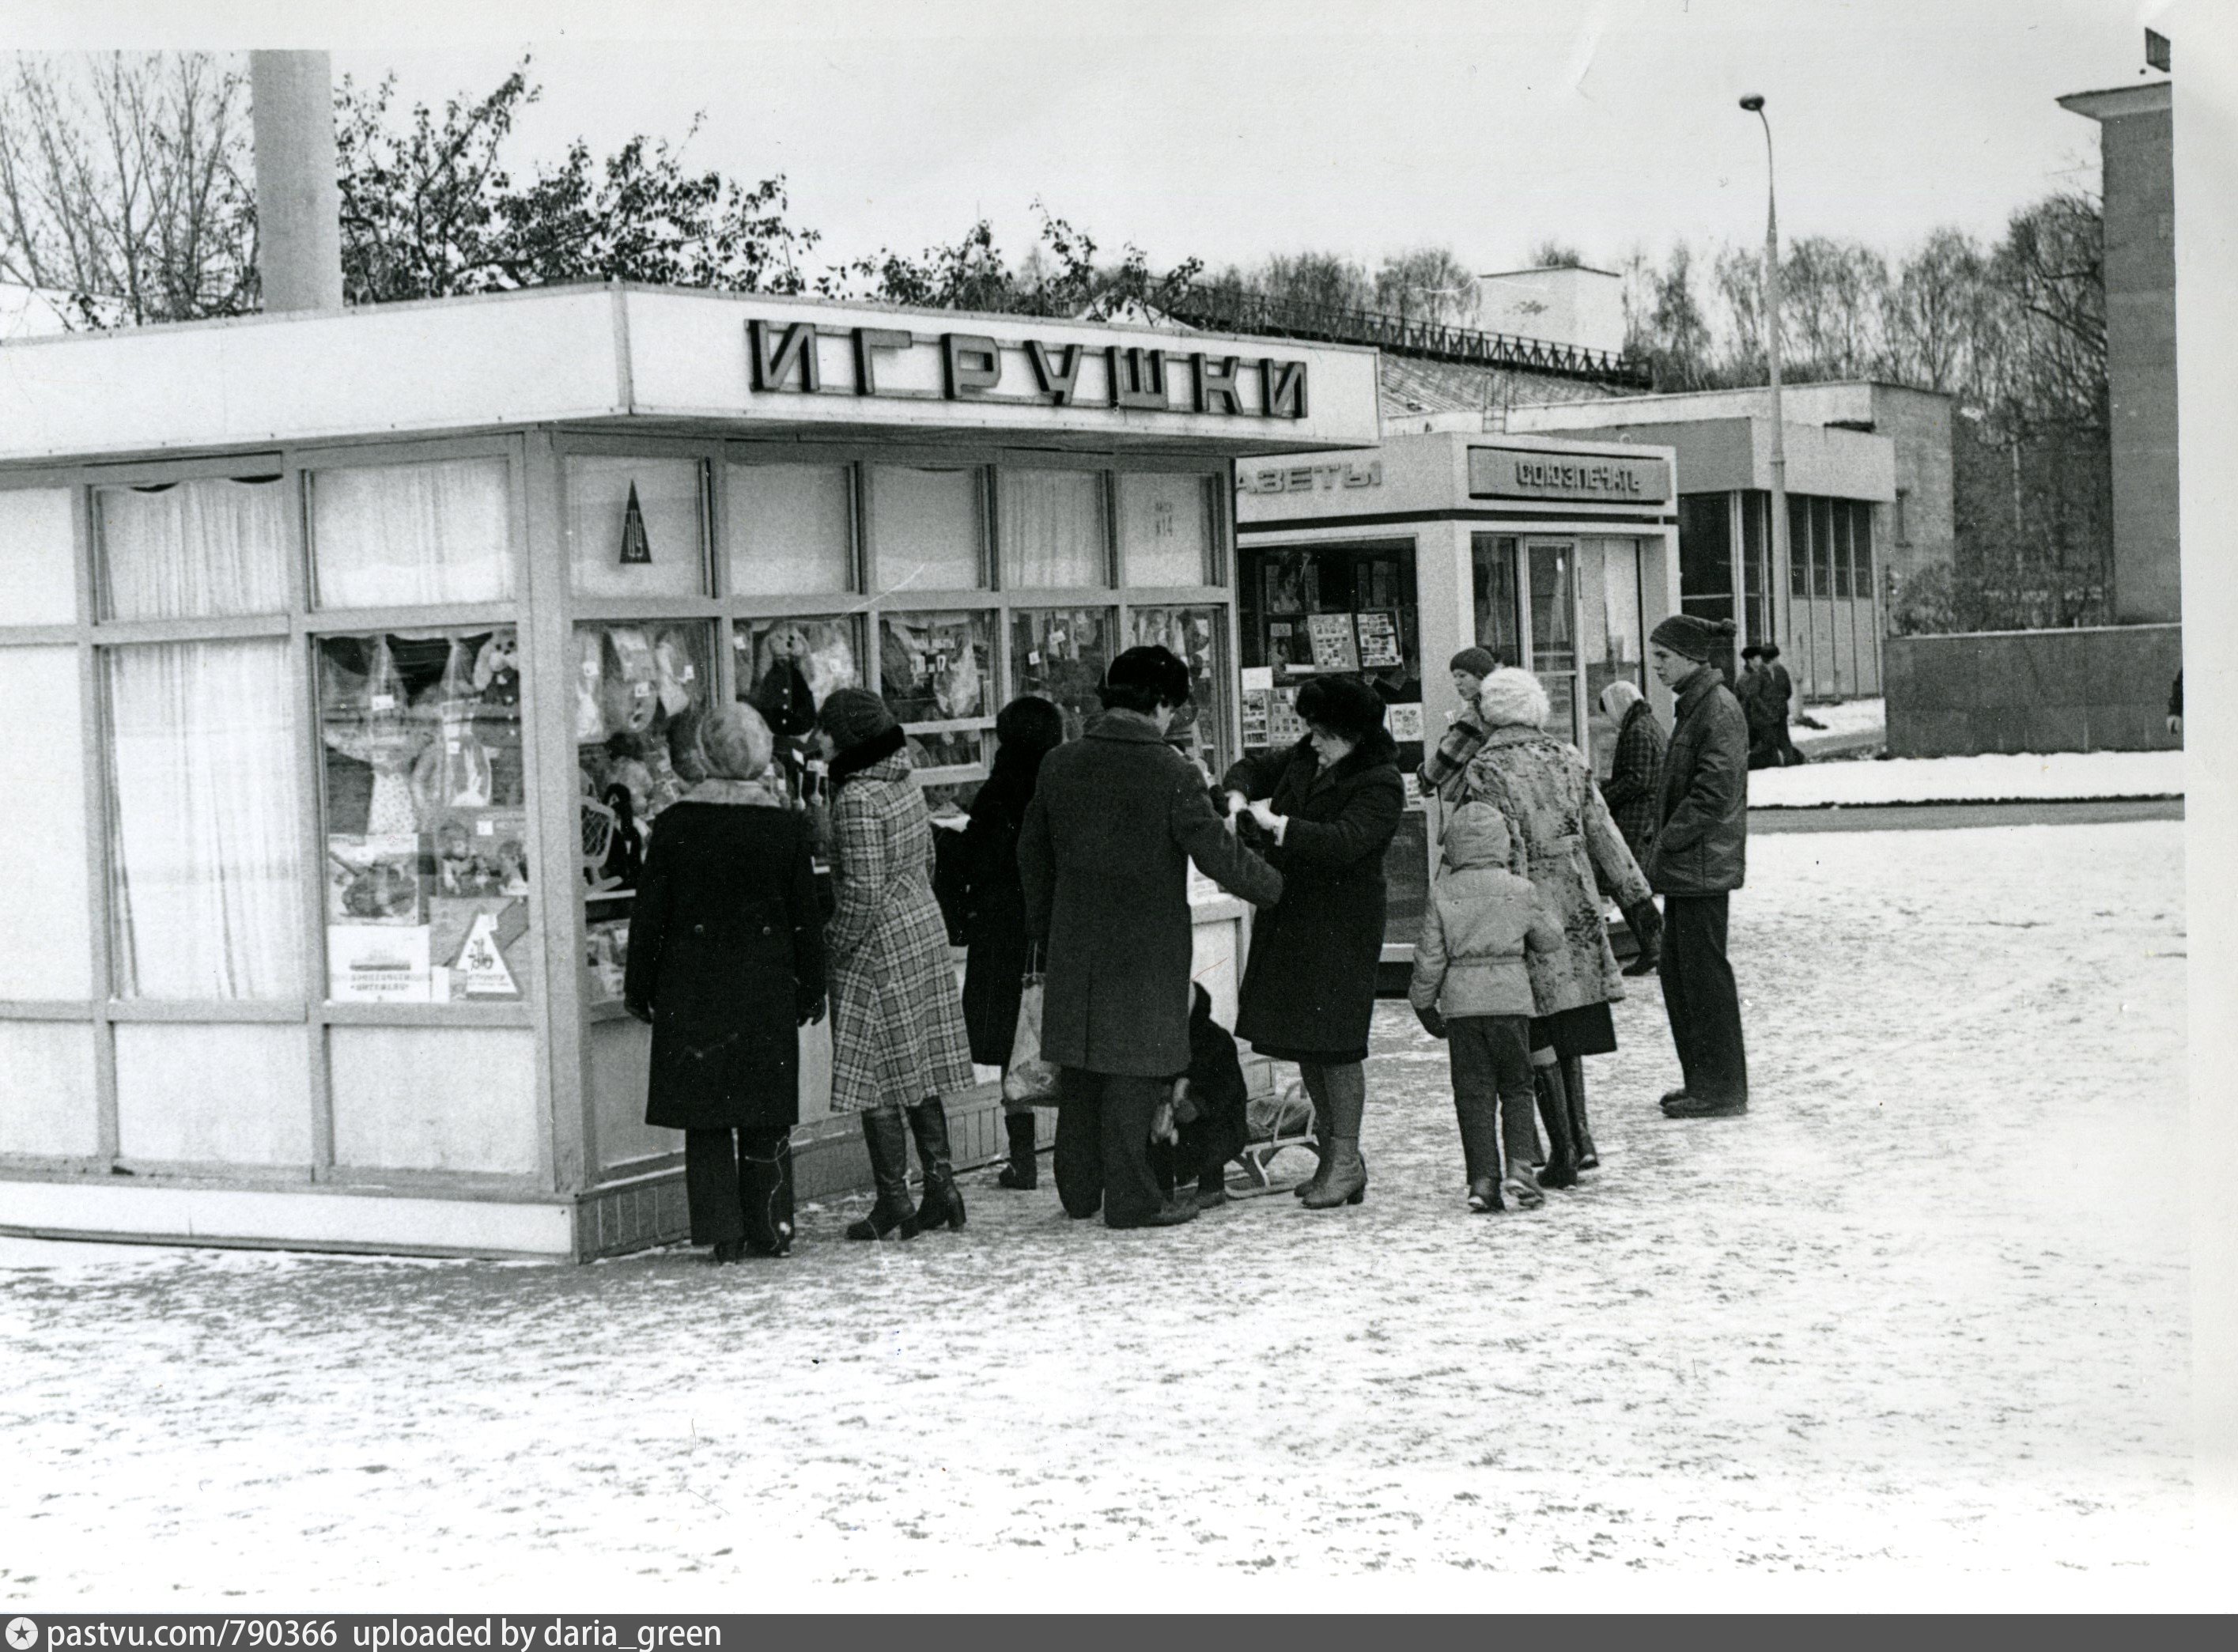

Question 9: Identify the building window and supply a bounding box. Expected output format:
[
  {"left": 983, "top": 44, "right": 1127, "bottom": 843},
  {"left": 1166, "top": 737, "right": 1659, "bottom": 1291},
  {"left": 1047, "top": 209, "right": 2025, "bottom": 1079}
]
[
  {"left": 313, "top": 458, "right": 513, "bottom": 608},
  {"left": 998, "top": 469, "right": 1109, "bottom": 589},
  {"left": 107, "top": 639, "right": 305, "bottom": 1000},
  {"left": 727, "top": 462, "right": 854, "bottom": 596},
  {"left": 567, "top": 456, "right": 708, "bottom": 600},
  {"left": 1893, "top": 486, "right": 1911, "bottom": 548},
  {"left": 871, "top": 465, "right": 987, "bottom": 594},
  {"left": 318, "top": 628, "right": 532, "bottom": 1004},
  {"left": 1011, "top": 607, "right": 1117, "bottom": 743},
  {"left": 1677, "top": 493, "right": 1733, "bottom": 605},
  {"left": 1788, "top": 494, "right": 1811, "bottom": 599},
  {"left": 0, "top": 487, "right": 79, "bottom": 625},
  {"left": 1129, "top": 605, "right": 1227, "bottom": 776},
  {"left": 97, "top": 476, "right": 290, "bottom": 622},
  {"left": 1469, "top": 534, "right": 1522, "bottom": 667},
  {"left": 0, "top": 645, "right": 91, "bottom": 999},
  {"left": 1119, "top": 472, "right": 1215, "bottom": 587}
]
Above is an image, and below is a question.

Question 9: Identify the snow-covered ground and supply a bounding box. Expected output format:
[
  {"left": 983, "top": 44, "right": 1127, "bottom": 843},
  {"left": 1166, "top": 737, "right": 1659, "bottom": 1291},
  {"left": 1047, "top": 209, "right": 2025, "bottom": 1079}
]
[
  {"left": 0, "top": 821, "right": 2193, "bottom": 1606},
  {"left": 1751, "top": 747, "right": 2183, "bottom": 807},
  {"left": 1791, "top": 695, "right": 1885, "bottom": 751}
]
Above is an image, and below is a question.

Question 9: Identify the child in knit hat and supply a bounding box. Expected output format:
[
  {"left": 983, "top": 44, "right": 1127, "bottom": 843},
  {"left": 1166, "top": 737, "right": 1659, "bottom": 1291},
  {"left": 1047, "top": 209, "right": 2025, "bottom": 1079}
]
[{"left": 1409, "top": 803, "right": 1563, "bottom": 1212}]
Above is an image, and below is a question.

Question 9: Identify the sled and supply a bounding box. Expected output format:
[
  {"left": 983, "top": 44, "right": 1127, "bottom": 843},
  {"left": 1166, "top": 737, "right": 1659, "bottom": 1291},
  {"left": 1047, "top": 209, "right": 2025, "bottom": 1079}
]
[{"left": 1226, "top": 1078, "right": 1321, "bottom": 1197}]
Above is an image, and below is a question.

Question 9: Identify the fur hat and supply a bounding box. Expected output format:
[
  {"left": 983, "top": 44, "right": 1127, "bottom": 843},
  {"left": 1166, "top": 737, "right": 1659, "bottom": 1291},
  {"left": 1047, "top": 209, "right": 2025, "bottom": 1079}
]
[
  {"left": 817, "top": 686, "right": 898, "bottom": 751},
  {"left": 1448, "top": 646, "right": 1499, "bottom": 681},
  {"left": 1294, "top": 675, "right": 1388, "bottom": 744},
  {"left": 701, "top": 705, "right": 774, "bottom": 781},
  {"left": 1476, "top": 667, "right": 1551, "bottom": 731},
  {"left": 1649, "top": 614, "right": 1737, "bottom": 663}
]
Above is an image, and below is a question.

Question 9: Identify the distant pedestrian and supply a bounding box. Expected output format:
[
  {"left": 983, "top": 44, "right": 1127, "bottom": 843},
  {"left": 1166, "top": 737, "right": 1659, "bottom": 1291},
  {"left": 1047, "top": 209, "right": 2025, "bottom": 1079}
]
[
  {"left": 1019, "top": 645, "right": 1283, "bottom": 1230},
  {"left": 817, "top": 687, "right": 977, "bottom": 1240},
  {"left": 1420, "top": 645, "right": 1502, "bottom": 807},
  {"left": 1645, "top": 616, "right": 1752, "bottom": 1119},
  {"left": 1461, "top": 668, "right": 1654, "bottom": 1185},
  {"left": 1597, "top": 679, "right": 1666, "bottom": 977},
  {"left": 1763, "top": 643, "right": 1806, "bottom": 765},
  {"left": 624, "top": 706, "right": 824, "bottom": 1263},
  {"left": 1738, "top": 645, "right": 1782, "bottom": 770},
  {"left": 954, "top": 695, "right": 1068, "bottom": 1190},
  {"left": 2168, "top": 667, "right": 2183, "bottom": 740},
  {"left": 1408, "top": 803, "right": 1564, "bottom": 1212},
  {"left": 1224, "top": 675, "right": 1405, "bottom": 1211}
]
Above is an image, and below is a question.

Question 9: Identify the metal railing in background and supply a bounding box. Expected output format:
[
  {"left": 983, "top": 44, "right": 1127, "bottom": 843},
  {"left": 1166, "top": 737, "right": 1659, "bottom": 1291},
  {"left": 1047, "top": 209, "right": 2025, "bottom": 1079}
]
[{"left": 1162, "top": 286, "right": 1654, "bottom": 388}]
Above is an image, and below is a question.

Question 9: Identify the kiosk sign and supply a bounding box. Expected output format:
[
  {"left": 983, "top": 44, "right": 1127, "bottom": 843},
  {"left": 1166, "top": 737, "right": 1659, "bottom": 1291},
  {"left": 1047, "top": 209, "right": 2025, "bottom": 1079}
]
[{"left": 1469, "top": 446, "right": 1670, "bottom": 504}]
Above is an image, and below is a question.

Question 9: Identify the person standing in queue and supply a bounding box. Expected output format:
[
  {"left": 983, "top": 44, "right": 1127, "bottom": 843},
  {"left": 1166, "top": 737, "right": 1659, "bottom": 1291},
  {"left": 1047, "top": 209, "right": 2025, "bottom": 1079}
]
[
  {"left": 1644, "top": 615, "right": 1753, "bottom": 1119},
  {"left": 1223, "top": 675, "right": 1405, "bottom": 1211},
  {"left": 1596, "top": 679, "right": 1666, "bottom": 978},
  {"left": 817, "top": 687, "right": 978, "bottom": 1239},
  {"left": 955, "top": 695, "right": 1068, "bottom": 1189},
  {"left": 1018, "top": 646, "right": 1283, "bottom": 1230},
  {"left": 624, "top": 706, "right": 823, "bottom": 1263},
  {"left": 1420, "top": 646, "right": 1502, "bottom": 807}
]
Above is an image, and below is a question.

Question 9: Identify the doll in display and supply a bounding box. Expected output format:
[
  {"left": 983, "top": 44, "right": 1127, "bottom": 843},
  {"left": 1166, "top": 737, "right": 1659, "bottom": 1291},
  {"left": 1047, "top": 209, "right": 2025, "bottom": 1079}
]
[{"left": 320, "top": 638, "right": 430, "bottom": 837}]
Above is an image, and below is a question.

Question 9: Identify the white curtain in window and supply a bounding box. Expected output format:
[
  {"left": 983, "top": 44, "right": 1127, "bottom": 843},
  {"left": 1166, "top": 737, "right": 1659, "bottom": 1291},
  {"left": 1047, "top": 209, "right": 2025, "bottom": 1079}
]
[
  {"left": 99, "top": 478, "right": 289, "bottom": 621},
  {"left": 314, "top": 459, "right": 512, "bottom": 608},
  {"left": 107, "top": 641, "right": 304, "bottom": 1000},
  {"left": 998, "top": 470, "right": 1104, "bottom": 588}
]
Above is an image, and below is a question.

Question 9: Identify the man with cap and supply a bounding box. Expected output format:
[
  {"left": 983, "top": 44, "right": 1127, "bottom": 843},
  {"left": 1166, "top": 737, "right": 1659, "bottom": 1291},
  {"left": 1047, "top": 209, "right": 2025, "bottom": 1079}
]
[
  {"left": 1645, "top": 614, "right": 1752, "bottom": 1118},
  {"left": 1737, "top": 645, "right": 1781, "bottom": 770},
  {"left": 1420, "top": 647, "right": 1502, "bottom": 807},
  {"left": 1019, "top": 645, "right": 1285, "bottom": 1229},
  {"left": 1762, "top": 644, "right": 1806, "bottom": 766}
]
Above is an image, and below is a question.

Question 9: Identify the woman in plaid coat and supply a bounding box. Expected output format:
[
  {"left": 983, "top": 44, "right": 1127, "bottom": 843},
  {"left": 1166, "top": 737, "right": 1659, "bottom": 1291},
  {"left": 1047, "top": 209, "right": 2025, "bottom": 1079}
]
[
  {"left": 1596, "top": 679, "right": 1665, "bottom": 864},
  {"left": 818, "top": 689, "right": 977, "bottom": 1242}
]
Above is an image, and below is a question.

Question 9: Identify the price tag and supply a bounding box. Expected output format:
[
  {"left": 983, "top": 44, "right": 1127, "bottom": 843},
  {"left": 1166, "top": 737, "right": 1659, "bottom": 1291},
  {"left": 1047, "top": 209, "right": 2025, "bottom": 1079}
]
[{"left": 370, "top": 694, "right": 395, "bottom": 711}]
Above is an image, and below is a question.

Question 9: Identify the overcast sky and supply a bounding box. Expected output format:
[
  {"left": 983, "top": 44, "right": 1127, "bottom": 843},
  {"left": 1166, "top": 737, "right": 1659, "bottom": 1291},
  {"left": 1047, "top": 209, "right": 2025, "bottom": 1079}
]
[{"left": 12, "top": 0, "right": 2180, "bottom": 280}]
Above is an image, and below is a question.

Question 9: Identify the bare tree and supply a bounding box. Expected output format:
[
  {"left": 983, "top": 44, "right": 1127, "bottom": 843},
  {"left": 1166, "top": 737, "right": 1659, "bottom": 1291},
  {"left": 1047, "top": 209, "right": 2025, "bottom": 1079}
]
[
  {"left": 1374, "top": 245, "right": 1477, "bottom": 323},
  {"left": 0, "top": 51, "right": 258, "bottom": 325}
]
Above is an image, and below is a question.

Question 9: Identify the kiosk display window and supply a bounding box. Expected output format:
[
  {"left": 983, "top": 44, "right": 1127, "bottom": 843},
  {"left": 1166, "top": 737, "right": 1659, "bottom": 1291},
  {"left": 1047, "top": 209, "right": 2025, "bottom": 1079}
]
[
  {"left": 1129, "top": 605, "right": 1228, "bottom": 777},
  {"left": 727, "top": 462, "right": 854, "bottom": 596},
  {"left": 312, "top": 458, "right": 512, "bottom": 608},
  {"left": 1011, "top": 607, "right": 1116, "bottom": 742},
  {"left": 879, "top": 609, "right": 993, "bottom": 814},
  {"left": 0, "top": 486, "right": 79, "bottom": 625},
  {"left": 567, "top": 456, "right": 708, "bottom": 600},
  {"left": 573, "top": 621, "right": 716, "bottom": 1006},
  {"left": 999, "top": 469, "right": 1108, "bottom": 589},
  {"left": 1120, "top": 472, "right": 1215, "bottom": 587},
  {"left": 317, "top": 626, "right": 531, "bottom": 1006},
  {"left": 106, "top": 637, "right": 305, "bottom": 1000},
  {"left": 1580, "top": 538, "right": 1649, "bottom": 777},
  {"left": 872, "top": 465, "right": 985, "bottom": 593},
  {"left": 1238, "top": 542, "right": 1423, "bottom": 754},
  {"left": 97, "top": 475, "right": 289, "bottom": 622}
]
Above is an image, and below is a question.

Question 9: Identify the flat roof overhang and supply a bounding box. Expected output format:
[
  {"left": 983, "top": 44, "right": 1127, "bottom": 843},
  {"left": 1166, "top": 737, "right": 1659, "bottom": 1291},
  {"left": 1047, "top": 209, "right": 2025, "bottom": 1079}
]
[{"left": 0, "top": 283, "right": 1384, "bottom": 468}]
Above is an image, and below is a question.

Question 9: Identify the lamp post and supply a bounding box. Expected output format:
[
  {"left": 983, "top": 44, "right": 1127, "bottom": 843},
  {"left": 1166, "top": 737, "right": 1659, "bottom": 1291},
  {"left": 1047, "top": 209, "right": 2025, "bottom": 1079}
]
[{"left": 1741, "top": 93, "right": 1787, "bottom": 667}]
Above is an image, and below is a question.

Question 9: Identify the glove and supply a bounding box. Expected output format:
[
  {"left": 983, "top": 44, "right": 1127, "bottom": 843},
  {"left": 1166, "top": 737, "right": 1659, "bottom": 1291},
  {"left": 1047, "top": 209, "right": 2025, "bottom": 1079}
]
[
  {"left": 796, "top": 992, "right": 827, "bottom": 1026},
  {"left": 1414, "top": 1004, "right": 1447, "bottom": 1041}
]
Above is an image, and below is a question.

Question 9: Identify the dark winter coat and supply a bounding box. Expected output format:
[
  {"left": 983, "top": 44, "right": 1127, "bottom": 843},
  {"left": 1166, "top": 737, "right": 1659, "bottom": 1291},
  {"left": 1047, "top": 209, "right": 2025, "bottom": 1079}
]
[
  {"left": 1597, "top": 698, "right": 1666, "bottom": 864},
  {"left": 623, "top": 784, "right": 825, "bottom": 1132},
  {"left": 1648, "top": 663, "right": 1749, "bottom": 896},
  {"left": 1019, "top": 710, "right": 1283, "bottom": 1078},
  {"left": 1223, "top": 728, "right": 1405, "bottom": 1064},
  {"left": 1461, "top": 726, "right": 1651, "bottom": 1019},
  {"left": 956, "top": 747, "right": 1044, "bottom": 1066}
]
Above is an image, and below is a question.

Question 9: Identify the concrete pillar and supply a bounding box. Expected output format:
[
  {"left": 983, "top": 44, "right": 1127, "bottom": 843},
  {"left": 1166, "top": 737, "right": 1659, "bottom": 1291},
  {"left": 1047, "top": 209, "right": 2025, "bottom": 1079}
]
[{"left": 250, "top": 51, "right": 344, "bottom": 315}]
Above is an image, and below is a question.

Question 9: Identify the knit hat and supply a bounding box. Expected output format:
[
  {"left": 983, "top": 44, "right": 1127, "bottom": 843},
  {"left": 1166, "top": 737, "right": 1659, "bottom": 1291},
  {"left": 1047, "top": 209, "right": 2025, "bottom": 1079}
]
[
  {"left": 1448, "top": 646, "right": 1499, "bottom": 680},
  {"left": 1648, "top": 614, "right": 1737, "bottom": 663},
  {"left": 817, "top": 686, "right": 898, "bottom": 751}
]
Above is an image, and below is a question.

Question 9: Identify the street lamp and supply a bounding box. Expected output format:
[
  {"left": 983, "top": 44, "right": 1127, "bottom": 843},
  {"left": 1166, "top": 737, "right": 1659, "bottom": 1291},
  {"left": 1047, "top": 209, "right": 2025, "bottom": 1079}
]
[{"left": 1740, "top": 93, "right": 1788, "bottom": 667}]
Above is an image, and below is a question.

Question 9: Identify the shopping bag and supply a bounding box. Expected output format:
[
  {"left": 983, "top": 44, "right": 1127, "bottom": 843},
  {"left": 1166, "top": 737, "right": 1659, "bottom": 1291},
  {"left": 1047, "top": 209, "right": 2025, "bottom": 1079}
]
[{"left": 1003, "top": 976, "right": 1063, "bottom": 1106}]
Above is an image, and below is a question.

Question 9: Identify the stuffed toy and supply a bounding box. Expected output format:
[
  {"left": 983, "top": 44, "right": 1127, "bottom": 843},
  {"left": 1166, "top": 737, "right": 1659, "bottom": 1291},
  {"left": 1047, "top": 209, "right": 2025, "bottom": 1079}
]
[
  {"left": 471, "top": 632, "right": 521, "bottom": 708},
  {"left": 321, "top": 637, "right": 428, "bottom": 837},
  {"left": 599, "top": 627, "right": 660, "bottom": 736},
  {"left": 574, "top": 630, "right": 607, "bottom": 744},
  {"left": 652, "top": 628, "right": 701, "bottom": 718}
]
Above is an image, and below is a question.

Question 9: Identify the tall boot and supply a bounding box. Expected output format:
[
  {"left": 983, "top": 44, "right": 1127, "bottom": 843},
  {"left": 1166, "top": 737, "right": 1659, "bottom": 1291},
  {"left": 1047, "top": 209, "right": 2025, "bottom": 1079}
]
[
  {"left": 1454, "top": 1093, "right": 1506, "bottom": 1213},
  {"left": 1292, "top": 1073, "right": 1336, "bottom": 1199},
  {"left": 1563, "top": 1056, "right": 1598, "bottom": 1171},
  {"left": 738, "top": 1128, "right": 796, "bottom": 1257},
  {"left": 906, "top": 1097, "right": 967, "bottom": 1231},
  {"left": 845, "top": 1107, "right": 922, "bottom": 1241},
  {"left": 1534, "top": 1060, "right": 1579, "bottom": 1190},
  {"left": 996, "top": 1109, "right": 1038, "bottom": 1189},
  {"left": 1302, "top": 1063, "right": 1368, "bottom": 1209}
]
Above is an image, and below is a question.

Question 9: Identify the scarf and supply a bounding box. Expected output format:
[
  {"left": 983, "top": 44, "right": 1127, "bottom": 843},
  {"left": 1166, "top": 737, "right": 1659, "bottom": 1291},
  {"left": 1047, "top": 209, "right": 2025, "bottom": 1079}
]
[
  {"left": 685, "top": 777, "right": 787, "bottom": 809},
  {"left": 826, "top": 724, "right": 908, "bottom": 791}
]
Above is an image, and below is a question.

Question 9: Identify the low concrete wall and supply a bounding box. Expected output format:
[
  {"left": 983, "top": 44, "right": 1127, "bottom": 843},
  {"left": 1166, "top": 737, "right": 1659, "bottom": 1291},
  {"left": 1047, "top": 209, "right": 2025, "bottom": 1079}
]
[{"left": 1885, "top": 624, "right": 2183, "bottom": 756}]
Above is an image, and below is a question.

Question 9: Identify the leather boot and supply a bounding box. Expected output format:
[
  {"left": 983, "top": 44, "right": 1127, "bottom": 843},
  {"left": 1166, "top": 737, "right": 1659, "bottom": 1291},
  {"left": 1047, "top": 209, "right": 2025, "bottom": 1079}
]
[
  {"left": 1454, "top": 1092, "right": 1505, "bottom": 1213},
  {"left": 845, "top": 1108, "right": 922, "bottom": 1241},
  {"left": 1302, "top": 1064, "right": 1368, "bottom": 1208},
  {"left": 1534, "top": 1062, "right": 1579, "bottom": 1189},
  {"left": 906, "top": 1098, "right": 966, "bottom": 1231},
  {"left": 1292, "top": 1077, "right": 1335, "bottom": 1199},
  {"left": 1563, "top": 1056, "right": 1598, "bottom": 1171},
  {"left": 738, "top": 1128, "right": 796, "bottom": 1257},
  {"left": 1622, "top": 898, "right": 1662, "bottom": 977},
  {"left": 996, "top": 1110, "right": 1038, "bottom": 1189}
]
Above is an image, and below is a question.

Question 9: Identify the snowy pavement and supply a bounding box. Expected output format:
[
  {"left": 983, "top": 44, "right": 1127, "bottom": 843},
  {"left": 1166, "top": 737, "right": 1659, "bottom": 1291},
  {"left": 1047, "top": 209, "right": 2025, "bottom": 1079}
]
[
  {"left": 1750, "top": 747, "right": 2184, "bottom": 807},
  {"left": 0, "top": 820, "right": 2193, "bottom": 1605}
]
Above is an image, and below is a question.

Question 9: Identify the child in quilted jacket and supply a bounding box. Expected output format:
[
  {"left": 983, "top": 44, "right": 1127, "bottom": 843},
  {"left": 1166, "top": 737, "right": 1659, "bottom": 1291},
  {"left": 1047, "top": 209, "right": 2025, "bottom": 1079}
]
[{"left": 1410, "top": 803, "right": 1563, "bottom": 1212}]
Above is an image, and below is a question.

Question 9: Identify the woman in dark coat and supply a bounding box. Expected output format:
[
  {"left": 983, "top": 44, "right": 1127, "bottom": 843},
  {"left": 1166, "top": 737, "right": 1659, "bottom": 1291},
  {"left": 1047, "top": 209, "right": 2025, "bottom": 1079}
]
[
  {"left": 1222, "top": 675, "right": 1404, "bottom": 1210},
  {"left": 624, "top": 706, "right": 825, "bottom": 1263},
  {"left": 1597, "top": 679, "right": 1667, "bottom": 977},
  {"left": 957, "top": 695, "right": 1067, "bottom": 1189}
]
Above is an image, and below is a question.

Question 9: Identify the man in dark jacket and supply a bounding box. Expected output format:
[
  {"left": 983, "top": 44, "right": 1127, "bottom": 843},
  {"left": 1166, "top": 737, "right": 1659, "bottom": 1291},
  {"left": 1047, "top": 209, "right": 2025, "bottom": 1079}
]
[
  {"left": 1019, "top": 646, "right": 1284, "bottom": 1229},
  {"left": 1645, "top": 614, "right": 1752, "bottom": 1119}
]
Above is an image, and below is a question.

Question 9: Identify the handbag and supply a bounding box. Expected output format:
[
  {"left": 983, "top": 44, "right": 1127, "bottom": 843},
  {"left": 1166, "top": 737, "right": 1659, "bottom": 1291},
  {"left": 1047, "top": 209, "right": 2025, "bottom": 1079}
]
[{"left": 1002, "top": 973, "right": 1063, "bottom": 1106}]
